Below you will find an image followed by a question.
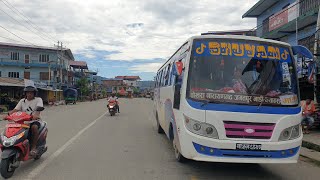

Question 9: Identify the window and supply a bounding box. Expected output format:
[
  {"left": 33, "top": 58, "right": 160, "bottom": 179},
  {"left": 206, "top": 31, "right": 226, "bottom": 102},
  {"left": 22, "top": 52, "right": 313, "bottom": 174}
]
[
  {"left": 40, "top": 72, "right": 49, "bottom": 80},
  {"left": 0, "top": 71, "right": 1, "bottom": 77},
  {"left": 11, "top": 52, "right": 19, "bottom": 60},
  {"left": 8, "top": 72, "right": 20, "bottom": 78},
  {"left": 39, "top": 54, "right": 49, "bottom": 62},
  {"left": 160, "top": 69, "right": 165, "bottom": 87},
  {"left": 25, "top": 54, "right": 30, "bottom": 60},
  {"left": 165, "top": 64, "right": 171, "bottom": 86}
]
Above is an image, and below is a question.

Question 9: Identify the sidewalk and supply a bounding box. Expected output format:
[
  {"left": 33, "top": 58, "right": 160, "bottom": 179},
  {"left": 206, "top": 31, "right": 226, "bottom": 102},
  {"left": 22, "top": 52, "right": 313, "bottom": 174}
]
[{"left": 301, "top": 131, "right": 320, "bottom": 164}]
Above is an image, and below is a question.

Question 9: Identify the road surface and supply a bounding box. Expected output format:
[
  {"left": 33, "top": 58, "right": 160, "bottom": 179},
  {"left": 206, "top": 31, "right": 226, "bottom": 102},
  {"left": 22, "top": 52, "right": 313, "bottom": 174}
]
[{"left": 0, "top": 98, "right": 319, "bottom": 180}]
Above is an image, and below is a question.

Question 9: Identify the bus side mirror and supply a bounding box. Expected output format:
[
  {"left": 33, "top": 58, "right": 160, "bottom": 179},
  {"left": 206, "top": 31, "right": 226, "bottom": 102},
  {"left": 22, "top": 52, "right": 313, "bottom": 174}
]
[{"left": 292, "top": 45, "right": 313, "bottom": 60}]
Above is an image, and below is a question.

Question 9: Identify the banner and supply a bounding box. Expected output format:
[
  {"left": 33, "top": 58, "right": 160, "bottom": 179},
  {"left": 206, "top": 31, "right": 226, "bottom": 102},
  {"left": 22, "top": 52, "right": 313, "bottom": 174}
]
[
  {"left": 190, "top": 91, "right": 298, "bottom": 106},
  {"left": 194, "top": 41, "right": 291, "bottom": 62},
  {"left": 269, "top": 1, "right": 299, "bottom": 32}
]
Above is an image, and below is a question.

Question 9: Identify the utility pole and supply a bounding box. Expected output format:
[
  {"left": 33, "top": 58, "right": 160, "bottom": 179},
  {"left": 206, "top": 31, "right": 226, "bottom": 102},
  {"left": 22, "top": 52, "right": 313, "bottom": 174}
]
[
  {"left": 60, "top": 42, "right": 63, "bottom": 91},
  {"left": 313, "top": 6, "right": 320, "bottom": 103}
]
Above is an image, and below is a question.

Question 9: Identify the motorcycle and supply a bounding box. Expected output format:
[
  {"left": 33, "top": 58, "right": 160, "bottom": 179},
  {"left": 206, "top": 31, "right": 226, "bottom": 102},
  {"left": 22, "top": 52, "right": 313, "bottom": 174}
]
[
  {"left": 0, "top": 107, "right": 48, "bottom": 179},
  {"left": 108, "top": 100, "right": 117, "bottom": 116}
]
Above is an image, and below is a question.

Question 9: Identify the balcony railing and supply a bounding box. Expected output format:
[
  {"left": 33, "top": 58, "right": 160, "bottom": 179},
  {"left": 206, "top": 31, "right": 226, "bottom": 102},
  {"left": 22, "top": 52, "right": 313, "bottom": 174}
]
[{"left": 300, "top": 0, "right": 320, "bottom": 16}]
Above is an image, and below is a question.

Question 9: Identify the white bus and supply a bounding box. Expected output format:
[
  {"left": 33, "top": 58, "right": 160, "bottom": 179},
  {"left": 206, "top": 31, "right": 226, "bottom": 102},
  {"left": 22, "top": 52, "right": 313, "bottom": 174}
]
[{"left": 153, "top": 35, "right": 313, "bottom": 163}]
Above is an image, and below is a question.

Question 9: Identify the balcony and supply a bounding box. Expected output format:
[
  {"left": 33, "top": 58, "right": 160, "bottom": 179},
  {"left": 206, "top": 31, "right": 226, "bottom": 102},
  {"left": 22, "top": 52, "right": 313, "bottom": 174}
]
[
  {"left": 0, "top": 59, "right": 63, "bottom": 68},
  {"left": 300, "top": 0, "right": 320, "bottom": 16},
  {"left": 74, "top": 72, "right": 87, "bottom": 78}
]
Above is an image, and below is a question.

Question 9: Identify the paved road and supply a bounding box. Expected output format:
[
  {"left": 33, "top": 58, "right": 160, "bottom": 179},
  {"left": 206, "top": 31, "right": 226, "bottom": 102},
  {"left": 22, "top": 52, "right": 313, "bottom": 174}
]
[{"left": 0, "top": 98, "right": 319, "bottom": 180}]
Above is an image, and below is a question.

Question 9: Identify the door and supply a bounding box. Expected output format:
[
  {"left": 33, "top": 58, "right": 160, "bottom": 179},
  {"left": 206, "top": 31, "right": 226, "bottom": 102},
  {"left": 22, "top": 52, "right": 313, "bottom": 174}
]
[
  {"left": 25, "top": 54, "right": 30, "bottom": 64},
  {"left": 24, "top": 72, "right": 30, "bottom": 79}
]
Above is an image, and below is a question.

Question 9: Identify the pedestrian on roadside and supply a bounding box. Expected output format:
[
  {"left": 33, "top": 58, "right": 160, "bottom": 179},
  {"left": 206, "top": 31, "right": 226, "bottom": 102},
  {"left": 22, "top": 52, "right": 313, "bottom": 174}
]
[{"left": 301, "top": 98, "right": 316, "bottom": 134}]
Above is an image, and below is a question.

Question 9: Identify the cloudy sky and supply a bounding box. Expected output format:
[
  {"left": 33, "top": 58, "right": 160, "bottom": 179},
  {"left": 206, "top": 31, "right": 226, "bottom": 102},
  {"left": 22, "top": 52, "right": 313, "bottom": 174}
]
[{"left": 0, "top": 0, "right": 258, "bottom": 80}]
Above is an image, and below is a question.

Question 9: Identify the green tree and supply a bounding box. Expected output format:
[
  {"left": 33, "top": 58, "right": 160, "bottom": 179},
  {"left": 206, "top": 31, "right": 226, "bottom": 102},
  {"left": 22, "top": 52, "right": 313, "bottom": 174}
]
[
  {"left": 76, "top": 78, "right": 90, "bottom": 99},
  {"left": 102, "top": 89, "right": 107, "bottom": 97}
]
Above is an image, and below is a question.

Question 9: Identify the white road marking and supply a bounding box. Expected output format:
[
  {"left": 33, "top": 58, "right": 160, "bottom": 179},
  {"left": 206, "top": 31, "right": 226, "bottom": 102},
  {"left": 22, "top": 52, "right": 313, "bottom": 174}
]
[{"left": 26, "top": 112, "right": 107, "bottom": 180}]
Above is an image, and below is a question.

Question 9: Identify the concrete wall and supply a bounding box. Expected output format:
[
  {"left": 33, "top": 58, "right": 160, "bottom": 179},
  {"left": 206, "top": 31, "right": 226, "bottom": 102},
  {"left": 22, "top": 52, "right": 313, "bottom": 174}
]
[{"left": 0, "top": 66, "right": 24, "bottom": 78}]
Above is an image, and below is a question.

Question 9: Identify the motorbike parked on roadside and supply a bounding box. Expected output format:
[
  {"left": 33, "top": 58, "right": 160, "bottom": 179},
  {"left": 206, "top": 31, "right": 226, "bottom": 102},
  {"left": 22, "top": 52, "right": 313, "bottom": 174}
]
[{"left": 0, "top": 107, "right": 48, "bottom": 179}]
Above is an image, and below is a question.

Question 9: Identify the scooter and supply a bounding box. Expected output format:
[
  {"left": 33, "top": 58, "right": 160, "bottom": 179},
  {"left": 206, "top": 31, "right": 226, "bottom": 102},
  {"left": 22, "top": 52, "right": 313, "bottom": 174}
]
[
  {"left": 108, "top": 100, "right": 117, "bottom": 116},
  {"left": 0, "top": 107, "right": 48, "bottom": 179}
]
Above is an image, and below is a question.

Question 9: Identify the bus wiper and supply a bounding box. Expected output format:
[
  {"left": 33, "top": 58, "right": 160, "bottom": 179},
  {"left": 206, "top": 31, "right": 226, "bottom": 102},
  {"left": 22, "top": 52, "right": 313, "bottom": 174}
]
[
  {"left": 201, "top": 100, "right": 215, "bottom": 107},
  {"left": 257, "top": 96, "right": 264, "bottom": 110}
]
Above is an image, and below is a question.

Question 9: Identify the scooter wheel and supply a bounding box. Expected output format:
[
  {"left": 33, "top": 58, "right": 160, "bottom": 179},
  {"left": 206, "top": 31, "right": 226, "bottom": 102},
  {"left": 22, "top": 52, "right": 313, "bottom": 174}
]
[{"left": 0, "top": 158, "right": 15, "bottom": 179}]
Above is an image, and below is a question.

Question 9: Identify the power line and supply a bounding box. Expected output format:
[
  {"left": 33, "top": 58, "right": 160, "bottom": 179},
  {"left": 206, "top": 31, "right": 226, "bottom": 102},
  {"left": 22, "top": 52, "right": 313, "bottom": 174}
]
[
  {"left": 0, "top": 24, "right": 38, "bottom": 46},
  {"left": 0, "top": 5, "right": 54, "bottom": 45},
  {"left": 0, "top": 0, "right": 58, "bottom": 42},
  {"left": 0, "top": 35, "right": 23, "bottom": 43}
]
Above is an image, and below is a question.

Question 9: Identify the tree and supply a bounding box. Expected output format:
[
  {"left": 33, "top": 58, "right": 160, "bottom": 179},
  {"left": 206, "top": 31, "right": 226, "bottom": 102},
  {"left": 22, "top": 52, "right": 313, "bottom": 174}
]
[
  {"left": 76, "top": 78, "right": 90, "bottom": 99},
  {"left": 102, "top": 89, "right": 107, "bottom": 97}
]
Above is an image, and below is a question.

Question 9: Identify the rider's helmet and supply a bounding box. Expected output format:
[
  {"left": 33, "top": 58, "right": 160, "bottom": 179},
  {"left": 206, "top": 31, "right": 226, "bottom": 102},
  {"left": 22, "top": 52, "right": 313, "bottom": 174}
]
[
  {"left": 24, "top": 86, "right": 38, "bottom": 97},
  {"left": 24, "top": 86, "right": 38, "bottom": 92}
]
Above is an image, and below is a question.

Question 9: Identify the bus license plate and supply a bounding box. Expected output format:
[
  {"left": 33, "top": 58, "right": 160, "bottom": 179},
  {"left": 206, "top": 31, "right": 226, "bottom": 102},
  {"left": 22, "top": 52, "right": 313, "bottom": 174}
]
[{"left": 236, "top": 143, "right": 262, "bottom": 151}]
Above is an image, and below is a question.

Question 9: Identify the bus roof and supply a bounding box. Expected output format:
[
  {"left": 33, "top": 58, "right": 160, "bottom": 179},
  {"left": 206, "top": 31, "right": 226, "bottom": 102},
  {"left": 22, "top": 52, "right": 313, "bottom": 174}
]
[
  {"left": 189, "top": 35, "right": 291, "bottom": 47},
  {"left": 156, "top": 35, "right": 291, "bottom": 73}
]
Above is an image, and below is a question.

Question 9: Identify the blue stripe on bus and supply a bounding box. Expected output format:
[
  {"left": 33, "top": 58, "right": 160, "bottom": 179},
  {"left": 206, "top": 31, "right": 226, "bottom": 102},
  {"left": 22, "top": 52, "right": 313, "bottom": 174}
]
[
  {"left": 187, "top": 99, "right": 301, "bottom": 115},
  {"left": 193, "top": 142, "right": 299, "bottom": 158}
]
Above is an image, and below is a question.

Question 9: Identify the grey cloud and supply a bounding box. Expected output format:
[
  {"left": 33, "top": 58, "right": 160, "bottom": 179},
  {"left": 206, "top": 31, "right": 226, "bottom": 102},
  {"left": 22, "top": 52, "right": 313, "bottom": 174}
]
[
  {"left": 126, "top": 23, "right": 144, "bottom": 28},
  {"left": 143, "top": 0, "right": 194, "bottom": 23}
]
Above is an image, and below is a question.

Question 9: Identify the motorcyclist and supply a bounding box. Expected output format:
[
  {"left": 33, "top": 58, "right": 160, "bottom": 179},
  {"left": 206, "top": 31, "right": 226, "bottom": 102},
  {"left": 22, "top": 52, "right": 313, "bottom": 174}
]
[
  {"left": 108, "top": 93, "right": 120, "bottom": 113},
  {"left": 8, "top": 86, "right": 43, "bottom": 156}
]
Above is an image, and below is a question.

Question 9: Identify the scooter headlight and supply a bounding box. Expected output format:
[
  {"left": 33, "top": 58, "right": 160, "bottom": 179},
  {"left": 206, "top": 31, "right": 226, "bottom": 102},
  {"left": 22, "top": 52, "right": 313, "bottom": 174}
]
[
  {"left": 3, "top": 136, "right": 18, "bottom": 147},
  {"left": 2, "top": 132, "right": 24, "bottom": 147}
]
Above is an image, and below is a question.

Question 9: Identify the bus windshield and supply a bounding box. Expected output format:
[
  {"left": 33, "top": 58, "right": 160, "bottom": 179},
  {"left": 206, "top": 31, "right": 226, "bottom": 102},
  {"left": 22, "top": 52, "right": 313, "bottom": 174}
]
[{"left": 187, "top": 38, "right": 299, "bottom": 107}]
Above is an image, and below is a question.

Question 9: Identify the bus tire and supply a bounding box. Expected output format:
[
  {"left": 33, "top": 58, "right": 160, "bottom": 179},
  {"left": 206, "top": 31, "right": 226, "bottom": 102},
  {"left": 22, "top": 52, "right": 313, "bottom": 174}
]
[
  {"left": 156, "top": 113, "right": 164, "bottom": 134},
  {"left": 171, "top": 124, "right": 187, "bottom": 163}
]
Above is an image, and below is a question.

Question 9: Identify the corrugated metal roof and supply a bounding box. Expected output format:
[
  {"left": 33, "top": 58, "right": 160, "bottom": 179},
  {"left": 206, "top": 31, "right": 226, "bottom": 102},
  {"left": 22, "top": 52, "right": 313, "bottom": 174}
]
[
  {"left": 242, "top": 0, "right": 280, "bottom": 18},
  {"left": 0, "top": 77, "right": 24, "bottom": 87}
]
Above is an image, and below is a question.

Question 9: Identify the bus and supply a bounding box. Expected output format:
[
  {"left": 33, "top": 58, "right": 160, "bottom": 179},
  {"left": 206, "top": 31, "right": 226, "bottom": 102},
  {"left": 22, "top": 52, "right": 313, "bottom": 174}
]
[{"left": 153, "top": 35, "right": 314, "bottom": 163}]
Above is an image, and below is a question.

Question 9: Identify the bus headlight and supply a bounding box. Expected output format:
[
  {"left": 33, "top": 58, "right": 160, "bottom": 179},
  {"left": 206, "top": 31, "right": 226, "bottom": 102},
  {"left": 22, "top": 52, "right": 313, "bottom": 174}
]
[
  {"left": 279, "top": 124, "right": 301, "bottom": 141},
  {"left": 184, "top": 116, "right": 219, "bottom": 139}
]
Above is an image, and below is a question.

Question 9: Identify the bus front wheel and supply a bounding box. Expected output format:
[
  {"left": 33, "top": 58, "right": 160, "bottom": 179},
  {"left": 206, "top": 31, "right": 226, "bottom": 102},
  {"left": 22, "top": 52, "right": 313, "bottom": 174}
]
[
  {"left": 171, "top": 126, "right": 187, "bottom": 163},
  {"left": 156, "top": 113, "right": 164, "bottom": 134}
]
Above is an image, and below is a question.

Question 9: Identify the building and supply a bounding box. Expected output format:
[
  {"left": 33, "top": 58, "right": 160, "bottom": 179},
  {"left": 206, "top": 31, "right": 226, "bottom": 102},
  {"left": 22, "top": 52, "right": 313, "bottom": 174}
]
[
  {"left": 243, "top": 0, "right": 320, "bottom": 101},
  {"left": 201, "top": 29, "right": 256, "bottom": 36},
  {"left": 243, "top": 0, "right": 320, "bottom": 54},
  {"left": 102, "top": 78, "right": 127, "bottom": 95},
  {"left": 115, "top": 76, "right": 141, "bottom": 87},
  {"left": 0, "top": 42, "right": 75, "bottom": 89},
  {"left": 137, "top": 81, "right": 155, "bottom": 93},
  {"left": 69, "top": 60, "right": 88, "bottom": 85}
]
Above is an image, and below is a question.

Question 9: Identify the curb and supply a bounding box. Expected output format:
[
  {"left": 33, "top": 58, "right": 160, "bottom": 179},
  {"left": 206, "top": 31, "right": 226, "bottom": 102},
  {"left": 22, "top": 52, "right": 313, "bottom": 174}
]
[
  {"left": 300, "top": 147, "right": 320, "bottom": 166},
  {"left": 302, "top": 140, "right": 320, "bottom": 152}
]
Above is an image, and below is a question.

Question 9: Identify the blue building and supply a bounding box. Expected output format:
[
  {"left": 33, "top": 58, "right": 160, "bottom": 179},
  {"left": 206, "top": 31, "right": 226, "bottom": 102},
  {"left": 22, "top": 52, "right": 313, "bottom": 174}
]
[
  {"left": 243, "top": 0, "right": 320, "bottom": 101},
  {"left": 0, "top": 42, "right": 75, "bottom": 89},
  {"left": 243, "top": 0, "right": 319, "bottom": 53}
]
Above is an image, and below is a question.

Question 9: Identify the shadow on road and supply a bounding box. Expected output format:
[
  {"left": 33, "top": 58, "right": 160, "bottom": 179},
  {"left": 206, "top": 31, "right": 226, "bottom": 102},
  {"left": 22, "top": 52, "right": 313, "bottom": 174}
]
[{"left": 184, "top": 161, "right": 282, "bottom": 180}]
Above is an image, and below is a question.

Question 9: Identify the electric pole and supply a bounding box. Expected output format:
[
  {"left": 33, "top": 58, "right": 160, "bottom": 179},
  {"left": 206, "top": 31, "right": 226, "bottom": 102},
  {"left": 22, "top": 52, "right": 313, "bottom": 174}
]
[{"left": 313, "top": 6, "right": 320, "bottom": 103}]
